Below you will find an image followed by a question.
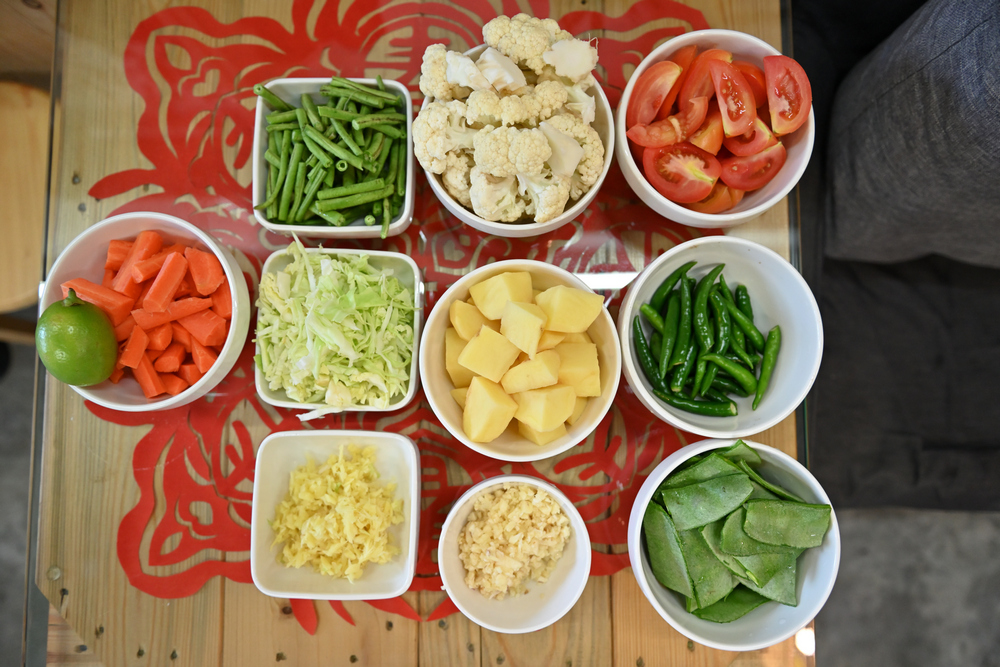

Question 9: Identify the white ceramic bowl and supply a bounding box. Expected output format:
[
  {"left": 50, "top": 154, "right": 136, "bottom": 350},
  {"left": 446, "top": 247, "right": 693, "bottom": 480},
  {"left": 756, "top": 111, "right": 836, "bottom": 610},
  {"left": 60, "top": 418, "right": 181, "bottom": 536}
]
[
  {"left": 419, "top": 259, "right": 621, "bottom": 462},
  {"left": 420, "top": 45, "right": 615, "bottom": 238},
  {"left": 250, "top": 429, "right": 420, "bottom": 599},
  {"left": 627, "top": 439, "right": 840, "bottom": 651},
  {"left": 438, "top": 474, "right": 592, "bottom": 633},
  {"left": 251, "top": 77, "right": 414, "bottom": 239},
  {"left": 39, "top": 212, "right": 251, "bottom": 412},
  {"left": 254, "top": 246, "right": 423, "bottom": 413},
  {"left": 618, "top": 236, "right": 822, "bottom": 438},
  {"left": 615, "top": 29, "right": 815, "bottom": 228}
]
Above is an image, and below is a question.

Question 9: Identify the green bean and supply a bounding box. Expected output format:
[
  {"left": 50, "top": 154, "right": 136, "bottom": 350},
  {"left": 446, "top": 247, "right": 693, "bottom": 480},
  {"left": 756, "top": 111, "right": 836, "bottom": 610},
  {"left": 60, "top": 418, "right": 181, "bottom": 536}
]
[
  {"left": 395, "top": 140, "right": 406, "bottom": 196},
  {"left": 303, "top": 126, "right": 364, "bottom": 170},
  {"left": 351, "top": 113, "right": 406, "bottom": 129},
  {"left": 321, "top": 85, "right": 387, "bottom": 108},
  {"left": 254, "top": 84, "right": 292, "bottom": 111},
  {"left": 265, "top": 122, "right": 298, "bottom": 132},
  {"left": 752, "top": 326, "right": 781, "bottom": 410},
  {"left": 327, "top": 76, "right": 399, "bottom": 102},
  {"left": 700, "top": 353, "right": 758, "bottom": 396},
  {"left": 335, "top": 96, "right": 349, "bottom": 111},
  {"left": 278, "top": 141, "right": 304, "bottom": 221},
  {"left": 736, "top": 285, "right": 754, "bottom": 320},
  {"left": 351, "top": 103, "right": 367, "bottom": 147},
  {"left": 694, "top": 264, "right": 725, "bottom": 352},
  {"left": 724, "top": 299, "right": 766, "bottom": 351},
  {"left": 385, "top": 140, "right": 399, "bottom": 190},
  {"left": 375, "top": 74, "right": 386, "bottom": 91},
  {"left": 372, "top": 201, "right": 383, "bottom": 217},
  {"left": 324, "top": 166, "right": 336, "bottom": 187},
  {"left": 364, "top": 213, "right": 377, "bottom": 226},
  {"left": 294, "top": 107, "right": 309, "bottom": 131},
  {"left": 650, "top": 261, "right": 697, "bottom": 313},
  {"left": 300, "top": 94, "right": 325, "bottom": 131},
  {"left": 315, "top": 184, "right": 394, "bottom": 211},
  {"left": 343, "top": 165, "right": 356, "bottom": 187},
  {"left": 366, "top": 132, "right": 385, "bottom": 163},
  {"left": 669, "top": 343, "right": 697, "bottom": 393},
  {"left": 381, "top": 196, "right": 392, "bottom": 238},
  {"left": 308, "top": 203, "right": 346, "bottom": 226},
  {"left": 264, "top": 150, "right": 281, "bottom": 168},
  {"left": 296, "top": 169, "right": 326, "bottom": 222},
  {"left": 368, "top": 123, "right": 405, "bottom": 139},
  {"left": 334, "top": 159, "right": 347, "bottom": 173},
  {"left": 300, "top": 131, "right": 333, "bottom": 168},
  {"left": 317, "top": 106, "right": 359, "bottom": 121},
  {"left": 266, "top": 109, "right": 298, "bottom": 124},
  {"left": 653, "top": 388, "right": 737, "bottom": 417},
  {"left": 257, "top": 130, "right": 290, "bottom": 211},
  {"left": 658, "top": 292, "right": 680, "bottom": 380},
  {"left": 668, "top": 276, "right": 693, "bottom": 368},
  {"left": 640, "top": 303, "right": 664, "bottom": 334},
  {"left": 633, "top": 316, "right": 667, "bottom": 392},
  {"left": 317, "top": 178, "right": 385, "bottom": 200},
  {"left": 288, "top": 162, "right": 307, "bottom": 223},
  {"left": 330, "top": 118, "right": 363, "bottom": 156}
]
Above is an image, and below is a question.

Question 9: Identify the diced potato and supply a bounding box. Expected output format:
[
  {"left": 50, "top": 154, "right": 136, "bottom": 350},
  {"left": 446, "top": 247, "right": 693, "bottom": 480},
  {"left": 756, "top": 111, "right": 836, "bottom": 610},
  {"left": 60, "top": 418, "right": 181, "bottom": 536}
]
[
  {"left": 554, "top": 342, "right": 601, "bottom": 397},
  {"left": 450, "top": 299, "right": 499, "bottom": 341},
  {"left": 514, "top": 384, "right": 576, "bottom": 433},
  {"left": 451, "top": 386, "right": 468, "bottom": 409},
  {"left": 519, "top": 420, "right": 567, "bottom": 446},
  {"left": 501, "top": 350, "right": 560, "bottom": 394},
  {"left": 457, "top": 326, "right": 520, "bottom": 383},
  {"left": 464, "top": 377, "right": 518, "bottom": 443},
  {"left": 562, "top": 331, "right": 593, "bottom": 344},
  {"left": 537, "top": 330, "right": 566, "bottom": 352},
  {"left": 501, "top": 301, "right": 547, "bottom": 358},
  {"left": 567, "top": 396, "right": 588, "bottom": 426},
  {"left": 532, "top": 288, "right": 542, "bottom": 300},
  {"left": 446, "top": 328, "right": 476, "bottom": 388},
  {"left": 469, "top": 271, "right": 533, "bottom": 320},
  {"left": 535, "top": 285, "right": 604, "bottom": 333}
]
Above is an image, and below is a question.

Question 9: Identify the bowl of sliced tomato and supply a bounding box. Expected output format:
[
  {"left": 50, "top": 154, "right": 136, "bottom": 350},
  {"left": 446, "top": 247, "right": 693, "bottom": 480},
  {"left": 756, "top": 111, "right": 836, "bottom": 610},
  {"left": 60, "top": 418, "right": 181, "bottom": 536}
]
[{"left": 615, "top": 29, "right": 814, "bottom": 228}]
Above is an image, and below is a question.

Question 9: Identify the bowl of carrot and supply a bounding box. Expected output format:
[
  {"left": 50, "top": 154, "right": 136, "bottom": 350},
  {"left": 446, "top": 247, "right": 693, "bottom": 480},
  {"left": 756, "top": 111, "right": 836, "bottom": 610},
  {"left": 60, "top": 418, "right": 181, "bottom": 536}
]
[{"left": 39, "top": 211, "right": 251, "bottom": 411}]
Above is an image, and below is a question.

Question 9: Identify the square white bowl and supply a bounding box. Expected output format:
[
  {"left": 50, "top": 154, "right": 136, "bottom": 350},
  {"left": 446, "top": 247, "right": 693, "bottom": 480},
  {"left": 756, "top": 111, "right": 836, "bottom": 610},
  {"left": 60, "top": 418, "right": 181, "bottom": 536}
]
[
  {"left": 251, "top": 77, "right": 414, "bottom": 239},
  {"left": 254, "top": 246, "right": 423, "bottom": 413},
  {"left": 250, "top": 429, "right": 420, "bottom": 600}
]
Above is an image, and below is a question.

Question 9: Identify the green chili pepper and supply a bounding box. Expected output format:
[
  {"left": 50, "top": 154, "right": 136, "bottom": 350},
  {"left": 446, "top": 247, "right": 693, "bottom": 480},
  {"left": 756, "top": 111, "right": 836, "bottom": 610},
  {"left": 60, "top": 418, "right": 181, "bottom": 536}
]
[
  {"left": 669, "top": 277, "right": 693, "bottom": 368},
  {"left": 700, "top": 353, "right": 758, "bottom": 396},
  {"left": 650, "top": 331, "right": 662, "bottom": 360},
  {"left": 640, "top": 304, "right": 665, "bottom": 334},
  {"left": 658, "top": 292, "right": 680, "bottom": 380},
  {"left": 633, "top": 316, "right": 666, "bottom": 392},
  {"left": 693, "top": 346, "right": 708, "bottom": 397},
  {"left": 670, "top": 343, "right": 698, "bottom": 393},
  {"left": 736, "top": 284, "right": 754, "bottom": 320},
  {"left": 712, "top": 375, "right": 751, "bottom": 397},
  {"left": 752, "top": 326, "right": 781, "bottom": 410},
  {"left": 693, "top": 264, "right": 725, "bottom": 352},
  {"left": 650, "top": 261, "right": 697, "bottom": 313},
  {"left": 652, "top": 388, "right": 737, "bottom": 417},
  {"left": 724, "top": 299, "right": 766, "bottom": 351}
]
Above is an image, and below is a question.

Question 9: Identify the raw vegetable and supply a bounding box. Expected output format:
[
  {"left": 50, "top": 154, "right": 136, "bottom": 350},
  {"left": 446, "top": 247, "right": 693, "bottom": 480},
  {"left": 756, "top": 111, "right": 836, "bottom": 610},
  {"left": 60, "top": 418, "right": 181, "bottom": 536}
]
[{"left": 255, "top": 237, "right": 415, "bottom": 418}]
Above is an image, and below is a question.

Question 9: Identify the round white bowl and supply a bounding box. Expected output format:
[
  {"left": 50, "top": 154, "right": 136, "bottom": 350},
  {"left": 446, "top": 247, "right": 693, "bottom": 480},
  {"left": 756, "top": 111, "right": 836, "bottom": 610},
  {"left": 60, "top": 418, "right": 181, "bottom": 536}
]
[
  {"left": 617, "top": 236, "right": 822, "bottom": 439},
  {"left": 40, "top": 212, "right": 251, "bottom": 411},
  {"left": 438, "top": 474, "right": 592, "bottom": 633},
  {"left": 615, "top": 29, "right": 815, "bottom": 228},
  {"left": 420, "top": 44, "right": 615, "bottom": 238},
  {"left": 627, "top": 439, "right": 840, "bottom": 651},
  {"left": 419, "top": 259, "right": 621, "bottom": 462}
]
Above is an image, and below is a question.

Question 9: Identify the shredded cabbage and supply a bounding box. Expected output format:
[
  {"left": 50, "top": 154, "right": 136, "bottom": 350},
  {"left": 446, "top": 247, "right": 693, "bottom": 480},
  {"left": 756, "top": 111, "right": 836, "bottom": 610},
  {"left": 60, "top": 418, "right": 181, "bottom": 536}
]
[{"left": 255, "top": 237, "right": 415, "bottom": 415}]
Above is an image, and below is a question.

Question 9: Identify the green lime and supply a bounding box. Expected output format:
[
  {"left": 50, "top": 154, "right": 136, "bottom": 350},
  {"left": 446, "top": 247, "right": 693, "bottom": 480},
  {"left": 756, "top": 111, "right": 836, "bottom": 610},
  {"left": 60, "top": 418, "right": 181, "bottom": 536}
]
[{"left": 36, "top": 288, "right": 118, "bottom": 386}]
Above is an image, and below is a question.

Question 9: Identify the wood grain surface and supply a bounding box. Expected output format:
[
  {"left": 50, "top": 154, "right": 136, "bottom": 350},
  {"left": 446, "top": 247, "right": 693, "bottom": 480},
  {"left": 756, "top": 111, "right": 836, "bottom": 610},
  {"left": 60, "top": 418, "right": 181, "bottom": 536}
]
[{"left": 37, "top": 0, "right": 816, "bottom": 665}]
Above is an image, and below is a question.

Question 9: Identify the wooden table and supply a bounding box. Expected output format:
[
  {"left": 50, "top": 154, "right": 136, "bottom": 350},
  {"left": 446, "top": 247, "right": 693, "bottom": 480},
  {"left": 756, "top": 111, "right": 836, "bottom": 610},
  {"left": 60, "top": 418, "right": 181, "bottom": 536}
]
[{"left": 33, "top": 1, "right": 814, "bottom": 665}]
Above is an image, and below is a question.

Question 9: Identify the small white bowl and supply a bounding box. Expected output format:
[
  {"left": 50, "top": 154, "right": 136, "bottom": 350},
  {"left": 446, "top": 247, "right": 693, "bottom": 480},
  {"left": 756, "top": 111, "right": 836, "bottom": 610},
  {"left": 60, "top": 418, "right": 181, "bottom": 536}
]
[
  {"left": 618, "top": 236, "right": 822, "bottom": 439},
  {"left": 254, "top": 245, "right": 423, "bottom": 413},
  {"left": 438, "top": 474, "right": 592, "bottom": 633},
  {"left": 251, "top": 77, "right": 414, "bottom": 239},
  {"left": 419, "top": 259, "right": 621, "bottom": 462},
  {"left": 615, "top": 29, "right": 815, "bottom": 228},
  {"left": 39, "top": 212, "right": 251, "bottom": 411},
  {"left": 420, "top": 45, "right": 615, "bottom": 238},
  {"left": 250, "top": 429, "right": 420, "bottom": 600},
  {"left": 627, "top": 439, "right": 840, "bottom": 651}
]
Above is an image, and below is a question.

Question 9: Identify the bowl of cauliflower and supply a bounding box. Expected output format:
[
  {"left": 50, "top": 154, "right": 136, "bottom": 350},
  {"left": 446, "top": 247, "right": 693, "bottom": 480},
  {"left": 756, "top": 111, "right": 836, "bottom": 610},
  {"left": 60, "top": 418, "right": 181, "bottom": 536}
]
[{"left": 413, "top": 14, "right": 614, "bottom": 238}]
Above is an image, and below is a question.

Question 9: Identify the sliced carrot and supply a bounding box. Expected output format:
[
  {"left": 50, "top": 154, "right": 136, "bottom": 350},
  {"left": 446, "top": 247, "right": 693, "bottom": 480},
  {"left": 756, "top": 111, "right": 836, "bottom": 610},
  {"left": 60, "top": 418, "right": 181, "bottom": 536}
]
[
  {"left": 117, "top": 275, "right": 144, "bottom": 301},
  {"left": 134, "top": 278, "right": 154, "bottom": 309},
  {"left": 210, "top": 277, "right": 233, "bottom": 320},
  {"left": 178, "top": 362, "right": 204, "bottom": 386},
  {"left": 133, "top": 354, "right": 166, "bottom": 398},
  {"left": 101, "top": 268, "right": 115, "bottom": 289},
  {"left": 145, "top": 347, "right": 164, "bottom": 362},
  {"left": 153, "top": 342, "right": 186, "bottom": 373},
  {"left": 178, "top": 308, "right": 227, "bottom": 347},
  {"left": 160, "top": 372, "right": 189, "bottom": 396},
  {"left": 108, "top": 366, "right": 125, "bottom": 384},
  {"left": 114, "top": 315, "right": 136, "bottom": 342},
  {"left": 119, "top": 326, "right": 149, "bottom": 369},
  {"left": 61, "top": 278, "right": 135, "bottom": 326},
  {"left": 171, "top": 322, "right": 192, "bottom": 351},
  {"left": 190, "top": 338, "right": 218, "bottom": 374},
  {"left": 130, "top": 243, "right": 187, "bottom": 283},
  {"left": 184, "top": 247, "right": 225, "bottom": 296},
  {"left": 174, "top": 274, "right": 195, "bottom": 298},
  {"left": 146, "top": 322, "right": 173, "bottom": 351},
  {"left": 131, "top": 297, "right": 212, "bottom": 330},
  {"left": 142, "top": 252, "right": 188, "bottom": 313},
  {"left": 112, "top": 230, "right": 163, "bottom": 294},
  {"left": 105, "top": 239, "right": 132, "bottom": 271}
]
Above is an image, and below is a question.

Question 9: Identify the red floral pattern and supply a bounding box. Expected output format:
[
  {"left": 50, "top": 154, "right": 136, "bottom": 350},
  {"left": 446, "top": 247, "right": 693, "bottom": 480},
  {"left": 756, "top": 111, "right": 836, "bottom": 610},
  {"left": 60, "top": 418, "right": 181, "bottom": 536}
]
[{"left": 86, "top": 0, "right": 712, "bottom": 632}]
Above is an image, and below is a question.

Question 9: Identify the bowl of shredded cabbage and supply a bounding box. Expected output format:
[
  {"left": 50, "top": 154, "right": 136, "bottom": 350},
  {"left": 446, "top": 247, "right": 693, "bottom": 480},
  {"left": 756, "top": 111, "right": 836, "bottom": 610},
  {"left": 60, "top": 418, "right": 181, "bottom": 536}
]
[{"left": 254, "top": 237, "right": 422, "bottom": 419}]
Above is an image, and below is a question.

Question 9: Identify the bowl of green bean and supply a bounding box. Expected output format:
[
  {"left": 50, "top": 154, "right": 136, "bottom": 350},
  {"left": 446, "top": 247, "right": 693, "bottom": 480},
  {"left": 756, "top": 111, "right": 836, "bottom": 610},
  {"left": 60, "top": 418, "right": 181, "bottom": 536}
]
[
  {"left": 251, "top": 76, "right": 414, "bottom": 239},
  {"left": 617, "top": 236, "right": 823, "bottom": 439}
]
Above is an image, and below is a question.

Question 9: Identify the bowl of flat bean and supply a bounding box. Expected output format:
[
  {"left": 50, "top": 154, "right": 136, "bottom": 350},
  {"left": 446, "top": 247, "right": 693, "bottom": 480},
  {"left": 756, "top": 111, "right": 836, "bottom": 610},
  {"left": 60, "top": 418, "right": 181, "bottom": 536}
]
[
  {"left": 617, "top": 236, "right": 823, "bottom": 439},
  {"left": 251, "top": 76, "right": 414, "bottom": 239}
]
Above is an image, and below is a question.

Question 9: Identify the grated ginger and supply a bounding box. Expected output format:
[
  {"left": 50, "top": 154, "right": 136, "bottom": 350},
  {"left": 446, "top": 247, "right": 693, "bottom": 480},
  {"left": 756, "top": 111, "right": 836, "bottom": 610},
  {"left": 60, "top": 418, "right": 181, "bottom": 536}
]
[{"left": 271, "top": 445, "right": 403, "bottom": 582}]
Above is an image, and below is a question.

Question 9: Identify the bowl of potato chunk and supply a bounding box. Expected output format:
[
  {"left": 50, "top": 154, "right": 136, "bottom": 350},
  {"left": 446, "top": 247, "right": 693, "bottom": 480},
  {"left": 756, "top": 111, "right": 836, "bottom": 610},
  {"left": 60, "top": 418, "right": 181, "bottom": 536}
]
[{"left": 419, "top": 260, "right": 621, "bottom": 462}]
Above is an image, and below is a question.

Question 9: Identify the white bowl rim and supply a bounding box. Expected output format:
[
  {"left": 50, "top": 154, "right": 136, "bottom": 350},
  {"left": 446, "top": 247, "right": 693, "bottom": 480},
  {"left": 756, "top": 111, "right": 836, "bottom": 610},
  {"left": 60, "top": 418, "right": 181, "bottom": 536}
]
[
  {"left": 438, "top": 473, "right": 593, "bottom": 633},
  {"left": 418, "top": 258, "right": 621, "bottom": 462},
  {"left": 615, "top": 28, "right": 816, "bottom": 227},
  {"left": 618, "top": 235, "right": 823, "bottom": 438},
  {"left": 627, "top": 438, "right": 841, "bottom": 651},
  {"left": 253, "top": 244, "right": 423, "bottom": 413},
  {"left": 41, "top": 211, "right": 248, "bottom": 412}
]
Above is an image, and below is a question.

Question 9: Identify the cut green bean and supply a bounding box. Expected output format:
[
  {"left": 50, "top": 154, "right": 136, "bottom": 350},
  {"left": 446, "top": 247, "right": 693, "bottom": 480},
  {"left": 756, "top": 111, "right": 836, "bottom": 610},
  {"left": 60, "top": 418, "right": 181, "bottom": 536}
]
[
  {"left": 288, "top": 162, "right": 307, "bottom": 223},
  {"left": 278, "top": 141, "right": 304, "bottom": 221},
  {"left": 303, "top": 126, "right": 364, "bottom": 170},
  {"left": 266, "top": 109, "right": 298, "bottom": 124},
  {"left": 315, "top": 184, "right": 394, "bottom": 211},
  {"left": 265, "top": 122, "right": 298, "bottom": 132},
  {"left": 381, "top": 196, "right": 391, "bottom": 238},
  {"left": 363, "top": 213, "right": 377, "bottom": 226},
  {"left": 327, "top": 76, "right": 399, "bottom": 101},
  {"left": 330, "top": 118, "right": 363, "bottom": 156},
  {"left": 254, "top": 84, "right": 292, "bottom": 111},
  {"left": 368, "top": 123, "right": 405, "bottom": 139},
  {"left": 308, "top": 203, "right": 347, "bottom": 226},
  {"left": 395, "top": 140, "right": 406, "bottom": 197},
  {"left": 296, "top": 169, "right": 326, "bottom": 222},
  {"left": 373, "top": 136, "right": 394, "bottom": 175},
  {"left": 317, "top": 178, "right": 385, "bottom": 200},
  {"left": 300, "top": 131, "right": 333, "bottom": 168},
  {"left": 300, "top": 94, "right": 325, "bottom": 131},
  {"left": 366, "top": 132, "right": 385, "bottom": 163},
  {"left": 375, "top": 74, "right": 386, "bottom": 91},
  {"left": 351, "top": 113, "right": 406, "bottom": 129},
  {"left": 264, "top": 150, "right": 281, "bottom": 168}
]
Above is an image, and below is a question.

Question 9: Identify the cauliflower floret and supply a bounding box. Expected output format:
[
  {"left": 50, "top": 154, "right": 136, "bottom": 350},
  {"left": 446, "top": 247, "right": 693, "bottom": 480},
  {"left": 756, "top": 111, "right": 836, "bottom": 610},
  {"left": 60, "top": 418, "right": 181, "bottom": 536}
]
[
  {"left": 473, "top": 126, "right": 551, "bottom": 178},
  {"left": 413, "top": 100, "right": 478, "bottom": 173},
  {"left": 539, "top": 121, "right": 584, "bottom": 178},
  {"left": 419, "top": 44, "right": 470, "bottom": 101},
  {"left": 469, "top": 167, "right": 526, "bottom": 222},
  {"left": 476, "top": 47, "right": 528, "bottom": 94},
  {"left": 498, "top": 80, "right": 568, "bottom": 126},
  {"left": 482, "top": 13, "right": 573, "bottom": 75},
  {"left": 517, "top": 172, "right": 571, "bottom": 223},
  {"left": 465, "top": 89, "right": 502, "bottom": 127},
  {"left": 542, "top": 38, "right": 599, "bottom": 83},
  {"left": 543, "top": 113, "right": 605, "bottom": 200},
  {"left": 563, "top": 74, "right": 598, "bottom": 125},
  {"left": 442, "top": 151, "right": 474, "bottom": 208},
  {"left": 445, "top": 50, "right": 493, "bottom": 92}
]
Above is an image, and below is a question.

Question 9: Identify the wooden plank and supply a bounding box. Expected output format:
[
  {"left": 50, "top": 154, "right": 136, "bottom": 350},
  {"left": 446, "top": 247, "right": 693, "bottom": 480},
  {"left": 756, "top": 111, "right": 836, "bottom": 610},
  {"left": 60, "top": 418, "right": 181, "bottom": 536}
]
[
  {"left": 47, "top": 605, "right": 103, "bottom": 667},
  {"left": 0, "top": 0, "right": 55, "bottom": 77},
  {"left": 418, "top": 592, "right": 482, "bottom": 667}
]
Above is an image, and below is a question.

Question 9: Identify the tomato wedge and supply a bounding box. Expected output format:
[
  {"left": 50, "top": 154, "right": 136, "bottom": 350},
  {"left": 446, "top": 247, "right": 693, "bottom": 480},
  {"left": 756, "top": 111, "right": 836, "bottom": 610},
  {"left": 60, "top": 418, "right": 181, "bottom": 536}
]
[
  {"left": 656, "top": 44, "right": 699, "bottom": 121},
  {"left": 685, "top": 181, "right": 734, "bottom": 213},
  {"left": 627, "top": 96, "right": 708, "bottom": 148},
  {"left": 722, "top": 116, "right": 777, "bottom": 156},
  {"left": 626, "top": 61, "right": 683, "bottom": 129},
  {"left": 708, "top": 60, "right": 756, "bottom": 137},
  {"left": 643, "top": 142, "right": 721, "bottom": 204},
  {"left": 677, "top": 49, "right": 732, "bottom": 112},
  {"left": 688, "top": 101, "right": 724, "bottom": 155},
  {"left": 733, "top": 61, "right": 767, "bottom": 108},
  {"left": 719, "top": 141, "right": 787, "bottom": 191},
  {"left": 763, "top": 55, "right": 812, "bottom": 135}
]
